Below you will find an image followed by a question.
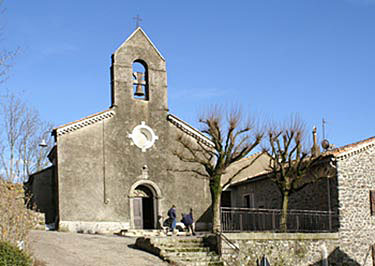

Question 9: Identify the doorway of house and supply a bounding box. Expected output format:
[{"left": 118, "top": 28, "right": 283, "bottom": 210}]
[{"left": 133, "top": 185, "right": 155, "bottom": 229}]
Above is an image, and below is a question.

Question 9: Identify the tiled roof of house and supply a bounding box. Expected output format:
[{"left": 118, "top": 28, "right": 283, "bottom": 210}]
[
  {"left": 324, "top": 136, "right": 375, "bottom": 159},
  {"left": 226, "top": 136, "right": 375, "bottom": 186},
  {"left": 221, "top": 152, "right": 270, "bottom": 187}
]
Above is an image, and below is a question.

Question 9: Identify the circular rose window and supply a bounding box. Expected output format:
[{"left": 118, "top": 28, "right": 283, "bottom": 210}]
[{"left": 128, "top": 121, "right": 158, "bottom": 152}]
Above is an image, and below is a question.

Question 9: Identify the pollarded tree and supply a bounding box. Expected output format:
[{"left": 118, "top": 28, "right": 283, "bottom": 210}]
[
  {"left": 173, "top": 107, "right": 263, "bottom": 233},
  {"left": 263, "top": 117, "right": 336, "bottom": 231}
]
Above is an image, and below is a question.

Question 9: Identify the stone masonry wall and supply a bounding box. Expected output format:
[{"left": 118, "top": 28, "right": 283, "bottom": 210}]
[
  {"left": 336, "top": 145, "right": 375, "bottom": 265},
  {"left": 221, "top": 232, "right": 339, "bottom": 266}
]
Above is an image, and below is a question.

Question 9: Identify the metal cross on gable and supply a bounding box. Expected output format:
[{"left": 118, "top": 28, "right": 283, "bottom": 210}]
[{"left": 133, "top": 15, "right": 142, "bottom": 28}]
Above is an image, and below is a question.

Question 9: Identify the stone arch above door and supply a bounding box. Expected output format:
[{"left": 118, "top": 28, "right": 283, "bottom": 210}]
[{"left": 128, "top": 180, "right": 162, "bottom": 199}]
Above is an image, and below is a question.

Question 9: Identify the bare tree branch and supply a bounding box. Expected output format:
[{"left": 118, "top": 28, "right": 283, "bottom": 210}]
[
  {"left": 222, "top": 151, "right": 265, "bottom": 189},
  {"left": 0, "top": 92, "right": 54, "bottom": 182},
  {"left": 264, "top": 116, "right": 336, "bottom": 231},
  {"left": 174, "top": 106, "right": 263, "bottom": 233},
  {"left": 171, "top": 168, "right": 210, "bottom": 178}
]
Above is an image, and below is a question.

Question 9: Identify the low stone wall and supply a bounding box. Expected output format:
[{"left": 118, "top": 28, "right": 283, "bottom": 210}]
[
  {"left": 221, "top": 232, "right": 339, "bottom": 266},
  {"left": 59, "top": 221, "right": 130, "bottom": 234}
]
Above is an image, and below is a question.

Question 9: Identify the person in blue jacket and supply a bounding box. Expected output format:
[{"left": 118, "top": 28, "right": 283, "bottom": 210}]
[
  {"left": 181, "top": 208, "right": 196, "bottom": 236},
  {"left": 167, "top": 205, "right": 177, "bottom": 233}
]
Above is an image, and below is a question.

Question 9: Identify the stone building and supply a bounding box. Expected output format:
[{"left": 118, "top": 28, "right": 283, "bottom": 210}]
[
  {"left": 222, "top": 136, "right": 375, "bottom": 265},
  {"left": 26, "top": 27, "right": 212, "bottom": 233}
]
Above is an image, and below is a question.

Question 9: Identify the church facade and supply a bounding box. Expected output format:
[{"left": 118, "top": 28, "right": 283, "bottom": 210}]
[{"left": 27, "top": 28, "right": 212, "bottom": 233}]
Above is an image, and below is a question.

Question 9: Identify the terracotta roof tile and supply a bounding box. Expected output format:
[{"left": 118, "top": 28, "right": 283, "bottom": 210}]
[
  {"left": 228, "top": 136, "right": 375, "bottom": 186},
  {"left": 324, "top": 136, "right": 375, "bottom": 156},
  {"left": 221, "top": 152, "right": 270, "bottom": 187}
]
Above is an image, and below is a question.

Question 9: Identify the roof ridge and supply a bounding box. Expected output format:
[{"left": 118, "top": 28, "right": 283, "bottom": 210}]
[
  {"left": 167, "top": 114, "right": 214, "bottom": 147},
  {"left": 115, "top": 27, "right": 165, "bottom": 61},
  {"left": 230, "top": 152, "right": 265, "bottom": 165},
  {"left": 54, "top": 109, "right": 115, "bottom": 136},
  {"left": 326, "top": 136, "right": 375, "bottom": 159}
]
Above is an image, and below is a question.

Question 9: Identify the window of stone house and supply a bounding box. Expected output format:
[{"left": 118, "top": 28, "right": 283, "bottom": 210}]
[
  {"left": 244, "top": 193, "right": 254, "bottom": 208},
  {"left": 370, "top": 190, "right": 375, "bottom": 216},
  {"left": 132, "top": 60, "right": 148, "bottom": 100}
]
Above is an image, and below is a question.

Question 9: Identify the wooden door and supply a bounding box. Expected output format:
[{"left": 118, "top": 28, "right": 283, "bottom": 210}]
[{"left": 133, "top": 198, "right": 143, "bottom": 229}]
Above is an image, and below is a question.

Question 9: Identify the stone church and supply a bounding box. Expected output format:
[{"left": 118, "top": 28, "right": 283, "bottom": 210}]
[{"left": 27, "top": 28, "right": 212, "bottom": 233}]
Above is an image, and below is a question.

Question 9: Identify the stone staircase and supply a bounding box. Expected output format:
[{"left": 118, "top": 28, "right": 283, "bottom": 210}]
[
  {"left": 120, "top": 229, "right": 167, "bottom": 237},
  {"left": 120, "top": 229, "right": 193, "bottom": 237},
  {"left": 135, "top": 236, "right": 224, "bottom": 266}
]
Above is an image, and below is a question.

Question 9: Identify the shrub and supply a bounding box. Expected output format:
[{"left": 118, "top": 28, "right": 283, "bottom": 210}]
[
  {"left": 0, "top": 240, "right": 32, "bottom": 266},
  {"left": 0, "top": 179, "right": 38, "bottom": 249}
]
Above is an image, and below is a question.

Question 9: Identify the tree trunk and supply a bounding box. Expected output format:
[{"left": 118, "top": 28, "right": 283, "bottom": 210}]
[
  {"left": 210, "top": 177, "right": 222, "bottom": 233},
  {"left": 280, "top": 191, "right": 289, "bottom": 232}
]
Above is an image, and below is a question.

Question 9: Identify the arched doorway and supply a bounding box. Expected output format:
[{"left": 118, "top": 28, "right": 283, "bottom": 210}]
[
  {"left": 133, "top": 185, "right": 154, "bottom": 229},
  {"left": 129, "top": 180, "right": 162, "bottom": 230}
]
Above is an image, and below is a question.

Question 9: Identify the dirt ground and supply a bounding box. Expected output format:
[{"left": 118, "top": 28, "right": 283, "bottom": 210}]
[{"left": 29, "top": 230, "right": 169, "bottom": 266}]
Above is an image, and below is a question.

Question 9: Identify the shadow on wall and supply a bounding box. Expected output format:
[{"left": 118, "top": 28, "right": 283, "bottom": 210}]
[
  {"left": 309, "top": 247, "right": 360, "bottom": 266},
  {"left": 196, "top": 206, "right": 212, "bottom": 230},
  {"left": 329, "top": 176, "right": 341, "bottom": 232}
]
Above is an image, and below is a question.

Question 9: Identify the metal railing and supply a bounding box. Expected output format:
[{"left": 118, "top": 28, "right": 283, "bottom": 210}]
[
  {"left": 221, "top": 207, "right": 338, "bottom": 233},
  {"left": 218, "top": 232, "right": 240, "bottom": 253}
]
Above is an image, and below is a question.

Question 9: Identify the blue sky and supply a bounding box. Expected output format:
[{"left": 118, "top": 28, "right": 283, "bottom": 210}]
[{"left": 2, "top": 0, "right": 375, "bottom": 148}]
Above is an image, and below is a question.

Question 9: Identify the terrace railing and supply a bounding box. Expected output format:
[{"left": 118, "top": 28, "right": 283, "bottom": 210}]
[{"left": 221, "top": 207, "right": 338, "bottom": 233}]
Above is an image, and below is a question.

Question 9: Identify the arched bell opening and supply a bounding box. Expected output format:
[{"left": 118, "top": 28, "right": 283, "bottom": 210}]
[{"left": 132, "top": 60, "right": 148, "bottom": 100}]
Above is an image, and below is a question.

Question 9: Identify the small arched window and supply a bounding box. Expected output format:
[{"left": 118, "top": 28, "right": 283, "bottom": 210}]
[{"left": 132, "top": 60, "right": 148, "bottom": 100}]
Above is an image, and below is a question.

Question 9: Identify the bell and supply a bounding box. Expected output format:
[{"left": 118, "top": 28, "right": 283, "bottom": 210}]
[
  {"left": 134, "top": 83, "right": 145, "bottom": 96},
  {"left": 133, "top": 72, "right": 145, "bottom": 97}
]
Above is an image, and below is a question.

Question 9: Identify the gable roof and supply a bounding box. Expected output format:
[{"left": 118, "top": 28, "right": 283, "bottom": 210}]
[
  {"left": 227, "top": 136, "right": 375, "bottom": 187},
  {"left": 325, "top": 136, "right": 375, "bottom": 160},
  {"left": 221, "top": 152, "right": 270, "bottom": 188},
  {"left": 115, "top": 27, "right": 165, "bottom": 61},
  {"left": 52, "top": 110, "right": 211, "bottom": 146},
  {"left": 53, "top": 109, "right": 115, "bottom": 136},
  {"left": 167, "top": 114, "right": 214, "bottom": 147}
]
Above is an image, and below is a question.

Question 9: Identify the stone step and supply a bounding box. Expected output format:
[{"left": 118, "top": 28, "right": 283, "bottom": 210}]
[
  {"left": 162, "top": 247, "right": 210, "bottom": 253},
  {"left": 164, "top": 250, "right": 217, "bottom": 258},
  {"left": 122, "top": 229, "right": 190, "bottom": 237},
  {"left": 159, "top": 242, "right": 205, "bottom": 248},
  {"left": 165, "top": 252, "right": 220, "bottom": 261},
  {"left": 151, "top": 237, "right": 204, "bottom": 246},
  {"left": 155, "top": 236, "right": 203, "bottom": 241},
  {"left": 166, "top": 251, "right": 220, "bottom": 261},
  {"left": 177, "top": 262, "right": 224, "bottom": 266},
  {"left": 135, "top": 235, "right": 224, "bottom": 266}
]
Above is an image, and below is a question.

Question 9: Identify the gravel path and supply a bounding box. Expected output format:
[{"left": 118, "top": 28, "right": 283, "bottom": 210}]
[{"left": 29, "top": 230, "right": 169, "bottom": 266}]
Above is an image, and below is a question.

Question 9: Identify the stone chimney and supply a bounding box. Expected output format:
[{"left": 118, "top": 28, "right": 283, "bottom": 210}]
[{"left": 311, "top": 126, "right": 320, "bottom": 157}]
